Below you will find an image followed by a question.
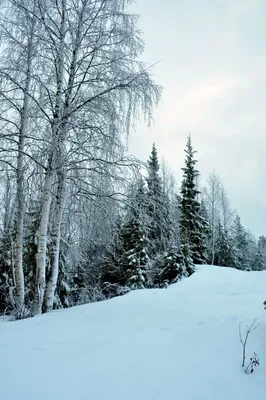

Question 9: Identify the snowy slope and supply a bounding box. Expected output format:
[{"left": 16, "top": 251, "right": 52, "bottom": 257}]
[{"left": 1, "top": 265, "right": 266, "bottom": 400}]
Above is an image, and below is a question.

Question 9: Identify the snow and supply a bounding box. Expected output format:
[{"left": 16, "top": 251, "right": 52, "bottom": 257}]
[{"left": 1, "top": 265, "right": 266, "bottom": 399}]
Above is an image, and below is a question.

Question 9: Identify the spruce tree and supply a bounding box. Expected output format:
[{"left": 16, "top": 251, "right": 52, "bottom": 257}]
[
  {"left": 158, "top": 246, "right": 186, "bottom": 287},
  {"left": 179, "top": 135, "right": 207, "bottom": 264},
  {"left": 215, "top": 222, "right": 235, "bottom": 267},
  {"left": 146, "top": 144, "right": 172, "bottom": 255},
  {"left": 100, "top": 215, "right": 126, "bottom": 290},
  {"left": 121, "top": 177, "right": 149, "bottom": 289},
  {"left": 123, "top": 220, "right": 148, "bottom": 289},
  {"left": 53, "top": 237, "right": 71, "bottom": 308},
  {"left": 231, "top": 215, "right": 249, "bottom": 270},
  {"left": 252, "top": 236, "right": 266, "bottom": 271},
  {"left": 252, "top": 247, "right": 265, "bottom": 271},
  {"left": 179, "top": 243, "right": 195, "bottom": 276}
]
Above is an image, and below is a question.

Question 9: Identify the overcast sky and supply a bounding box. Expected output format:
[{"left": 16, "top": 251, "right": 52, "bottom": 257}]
[{"left": 128, "top": 0, "right": 266, "bottom": 237}]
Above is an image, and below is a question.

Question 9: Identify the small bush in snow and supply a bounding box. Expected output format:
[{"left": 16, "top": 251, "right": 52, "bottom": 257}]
[
  {"left": 74, "top": 284, "right": 106, "bottom": 305},
  {"left": 102, "top": 282, "right": 130, "bottom": 299},
  {"left": 239, "top": 319, "right": 260, "bottom": 372},
  {"left": 244, "top": 353, "right": 260, "bottom": 374},
  {"left": 4, "top": 294, "right": 33, "bottom": 321}
]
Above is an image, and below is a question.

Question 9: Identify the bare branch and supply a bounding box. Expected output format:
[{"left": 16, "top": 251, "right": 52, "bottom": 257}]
[{"left": 239, "top": 319, "right": 260, "bottom": 368}]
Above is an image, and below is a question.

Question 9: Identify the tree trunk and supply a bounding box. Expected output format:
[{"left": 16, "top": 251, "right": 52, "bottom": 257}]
[
  {"left": 14, "top": 0, "right": 37, "bottom": 306},
  {"left": 211, "top": 224, "right": 215, "bottom": 265},
  {"left": 32, "top": 0, "right": 66, "bottom": 315},
  {"left": 31, "top": 168, "right": 54, "bottom": 315},
  {"left": 44, "top": 169, "right": 66, "bottom": 312}
]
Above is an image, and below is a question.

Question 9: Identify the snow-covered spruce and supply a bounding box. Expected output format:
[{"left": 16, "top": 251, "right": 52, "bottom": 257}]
[
  {"left": 179, "top": 135, "right": 208, "bottom": 264},
  {"left": 157, "top": 245, "right": 194, "bottom": 287}
]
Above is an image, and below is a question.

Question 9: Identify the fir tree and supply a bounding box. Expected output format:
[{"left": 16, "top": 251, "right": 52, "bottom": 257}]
[
  {"left": 100, "top": 215, "right": 126, "bottom": 290},
  {"left": 179, "top": 135, "right": 207, "bottom": 264},
  {"left": 258, "top": 235, "right": 266, "bottom": 254},
  {"left": 121, "top": 178, "right": 150, "bottom": 289},
  {"left": 179, "top": 243, "right": 195, "bottom": 276},
  {"left": 53, "top": 237, "right": 71, "bottom": 309},
  {"left": 252, "top": 236, "right": 266, "bottom": 271},
  {"left": 124, "top": 220, "right": 148, "bottom": 289},
  {"left": 171, "top": 193, "right": 181, "bottom": 248},
  {"left": 231, "top": 215, "right": 249, "bottom": 270},
  {"left": 157, "top": 242, "right": 195, "bottom": 287},
  {"left": 252, "top": 248, "right": 265, "bottom": 271},
  {"left": 215, "top": 222, "right": 235, "bottom": 267},
  {"left": 23, "top": 206, "right": 39, "bottom": 305},
  {"left": 146, "top": 144, "right": 172, "bottom": 255},
  {"left": 158, "top": 246, "right": 186, "bottom": 287}
]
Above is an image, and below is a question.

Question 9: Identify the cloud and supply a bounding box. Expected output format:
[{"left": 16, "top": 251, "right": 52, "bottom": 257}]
[{"left": 230, "top": 0, "right": 262, "bottom": 15}]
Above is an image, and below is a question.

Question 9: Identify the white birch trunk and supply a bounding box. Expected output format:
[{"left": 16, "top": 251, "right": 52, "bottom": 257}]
[
  {"left": 32, "top": 0, "right": 66, "bottom": 315},
  {"left": 42, "top": 4, "right": 84, "bottom": 313},
  {"left": 14, "top": 16, "right": 36, "bottom": 305},
  {"left": 44, "top": 170, "right": 66, "bottom": 312},
  {"left": 31, "top": 168, "right": 54, "bottom": 315},
  {"left": 211, "top": 219, "right": 215, "bottom": 265}
]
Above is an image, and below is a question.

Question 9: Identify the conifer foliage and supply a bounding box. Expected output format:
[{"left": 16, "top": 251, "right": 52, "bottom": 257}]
[
  {"left": 231, "top": 215, "right": 249, "bottom": 270},
  {"left": 146, "top": 144, "right": 172, "bottom": 256},
  {"left": 158, "top": 244, "right": 195, "bottom": 287},
  {"left": 123, "top": 220, "right": 148, "bottom": 290},
  {"left": 215, "top": 223, "right": 235, "bottom": 267},
  {"left": 158, "top": 246, "right": 186, "bottom": 287},
  {"left": 179, "top": 135, "right": 207, "bottom": 264},
  {"left": 252, "top": 236, "right": 266, "bottom": 271},
  {"left": 121, "top": 178, "right": 149, "bottom": 290}
]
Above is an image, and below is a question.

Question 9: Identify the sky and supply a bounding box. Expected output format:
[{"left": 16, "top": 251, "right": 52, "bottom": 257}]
[{"left": 127, "top": 0, "right": 266, "bottom": 237}]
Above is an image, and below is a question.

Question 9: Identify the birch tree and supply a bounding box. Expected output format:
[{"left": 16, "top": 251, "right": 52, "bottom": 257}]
[
  {"left": 30, "top": 0, "right": 160, "bottom": 314},
  {"left": 219, "top": 185, "right": 234, "bottom": 232},
  {"left": 0, "top": 0, "right": 41, "bottom": 306},
  {"left": 0, "top": 0, "right": 161, "bottom": 314}
]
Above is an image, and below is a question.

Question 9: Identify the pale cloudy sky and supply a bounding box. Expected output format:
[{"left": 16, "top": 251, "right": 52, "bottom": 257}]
[{"left": 128, "top": 0, "right": 266, "bottom": 237}]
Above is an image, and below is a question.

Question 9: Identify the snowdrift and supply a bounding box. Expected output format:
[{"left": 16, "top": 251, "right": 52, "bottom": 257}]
[{"left": 1, "top": 265, "right": 266, "bottom": 400}]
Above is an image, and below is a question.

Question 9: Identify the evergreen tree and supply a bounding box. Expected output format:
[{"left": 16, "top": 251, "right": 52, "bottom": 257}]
[
  {"left": 23, "top": 204, "right": 40, "bottom": 305},
  {"left": 146, "top": 144, "right": 172, "bottom": 255},
  {"left": 179, "top": 135, "right": 207, "bottom": 264},
  {"left": 158, "top": 246, "right": 186, "bottom": 287},
  {"left": 252, "top": 248, "right": 265, "bottom": 271},
  {"left": 53, "top": 237, "right": 71, "bottom": 309},
  {"left": 170, "top": 193, "right": 181, "bottom": 248},
  {"left": 252, "top": 236, "right": 266, "bottom": 271},
  {"left": 100, "top": 178, "right": 150, "bottom": 293},
  {"left": 179, "top": 243, "right": 195, "bottom": 276},
  {"left": 245, "top": 231, "right": 257, "bottom": 271},
  {"left": 231, "top": 215, "right": 249, "bottom": 270},
  {"left": 121, "top": 177, "right": 149, "bottom": 289},
  {"left": 100, "top": 215, "right": 126, "bottom": 289},
  {"left": 157, "top": 243, "right": 195, "bottom": 287},
  {"left": 123, "top": 220, "right": 148, "bottom": 289},
  {"left": 215, "top": 222, "right": 235, "bottom": 267},
  {"left": 258, "top": 236, "right": 266, "bottom": 253},
  {"left": 199, "top": 198, "right": 210, "bottom": 262}
]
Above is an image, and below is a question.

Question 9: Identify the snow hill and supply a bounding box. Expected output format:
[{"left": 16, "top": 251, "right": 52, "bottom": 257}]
[{"left": 1, "top": 265, "right": 266, "bottom": 400}]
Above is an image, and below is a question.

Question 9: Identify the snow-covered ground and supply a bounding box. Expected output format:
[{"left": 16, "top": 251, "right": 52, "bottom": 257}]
[{"left": 1, "top": 265, "right": 266, "bottom": 400}]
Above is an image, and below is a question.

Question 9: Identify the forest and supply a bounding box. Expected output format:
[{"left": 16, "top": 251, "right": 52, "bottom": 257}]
[{"left": 0, "top": 0, "right": 265, "bottom": 320}]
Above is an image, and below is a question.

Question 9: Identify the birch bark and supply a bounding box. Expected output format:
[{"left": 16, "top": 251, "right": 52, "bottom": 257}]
[
  {"left": 42, "top": 3, "right": 85, "bottom": 312},
  {"left": 32, "top": 0, "right": 66, "bottom": 315},
  {"left": 44, "top": 169, "right": 66, "bottom": 312},
  {"left": 14, "top": 3, "right": 37, "bottom": 305}
]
